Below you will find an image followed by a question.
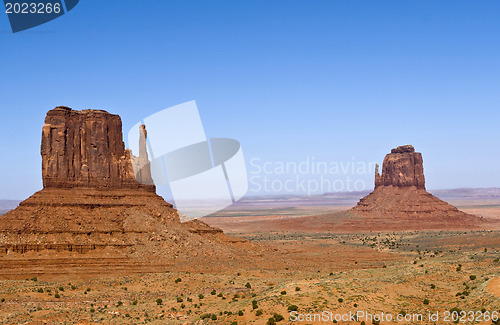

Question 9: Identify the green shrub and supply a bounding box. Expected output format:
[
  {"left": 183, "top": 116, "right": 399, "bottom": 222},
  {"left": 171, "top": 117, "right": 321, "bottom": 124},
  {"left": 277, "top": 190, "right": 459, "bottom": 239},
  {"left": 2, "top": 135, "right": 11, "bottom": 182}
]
[
  {"left": 238, "top": 310, "right": 244, "bottom": 316},
  {"left": 252, "top": 300, "right": 258, "bottom": 309},
  {"left": 273, "top": 313, "right": 284, "bottom": 321},
  {"left": 423, "top": 298, "right": 430, "bottom": 305},
  {"left": 210, "top": 289, "right": 216, "bottom": 295},
  {"left": 338, "top": 298, "right": 343, "bottom": 303},
  {"left": 156, "top": 298, "right": 163, "bottom": 305},
  {"left": 54, "top": 293, "right": 60, "bottom": 298},
  {"left": 266, "top": 317, "right": 276, "bottom": 325},
  {"left": 58, "top": 286, "right": 64, "bottom": 291},
  {"left": 280, "top": 290, "right": 286, "bottom": 295},
  {"left": 175, "top": 278, "right": 182, "bottom": 283},
  {"left": 287, "top": 304, "right": 299, "bottom": 312},
  {"left": 469, "top": 275, "right": 476, "bottom": 280}
]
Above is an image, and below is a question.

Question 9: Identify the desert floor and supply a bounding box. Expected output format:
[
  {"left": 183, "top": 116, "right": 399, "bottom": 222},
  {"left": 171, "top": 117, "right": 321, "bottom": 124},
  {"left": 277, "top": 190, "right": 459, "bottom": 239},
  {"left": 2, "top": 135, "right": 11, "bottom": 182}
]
[{"left": 0, "top": 198, "right": 499, "bottom": 325}]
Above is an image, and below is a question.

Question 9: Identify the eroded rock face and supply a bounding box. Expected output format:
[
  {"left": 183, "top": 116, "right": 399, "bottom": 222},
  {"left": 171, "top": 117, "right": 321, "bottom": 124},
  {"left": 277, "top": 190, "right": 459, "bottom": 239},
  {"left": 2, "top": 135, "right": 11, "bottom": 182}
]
[
  {"left": 41, "top": 106, "right": 154, "bottom": 191},
  {"left": 375, "top": 145, "right": 425, "bottom": 189},
  {"left": 351, "top": 145, "right": 480, "bottom": 227},
  {"left": 0, "top": 106, "right": 235, "bottom": 262}
]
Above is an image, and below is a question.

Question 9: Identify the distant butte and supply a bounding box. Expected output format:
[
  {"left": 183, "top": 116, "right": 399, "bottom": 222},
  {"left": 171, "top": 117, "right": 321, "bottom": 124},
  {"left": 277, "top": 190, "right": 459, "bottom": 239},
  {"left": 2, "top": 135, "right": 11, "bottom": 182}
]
[{"left": 351, "top": 145, "right": 481, "bottom": 223}]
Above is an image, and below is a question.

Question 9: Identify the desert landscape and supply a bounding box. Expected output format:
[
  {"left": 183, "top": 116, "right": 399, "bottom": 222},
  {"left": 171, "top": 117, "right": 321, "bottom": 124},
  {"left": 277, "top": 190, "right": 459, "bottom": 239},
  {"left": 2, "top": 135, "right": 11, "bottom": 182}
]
[{"left": 0, "top": 107, "right": 498, "bottom": 325}]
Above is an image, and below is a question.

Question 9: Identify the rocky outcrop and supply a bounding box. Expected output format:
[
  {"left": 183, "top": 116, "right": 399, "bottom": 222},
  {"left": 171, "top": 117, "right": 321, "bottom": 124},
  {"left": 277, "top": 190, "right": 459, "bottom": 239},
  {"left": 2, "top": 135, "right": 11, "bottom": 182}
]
[
  {"left": 376, "top": 145, "right": 425, "bottom": 189},
  {"left": 131, "top": 125, "right": 154, "bottom": 185},
  {"left": 41, "top": 106, "right": 154, "bottom": 191},
  {"left": 351, "top": 145, "right": 481, "bottom": 227},
  {"left": 0, "top": 106, "right": 252, "bottom": 273}
]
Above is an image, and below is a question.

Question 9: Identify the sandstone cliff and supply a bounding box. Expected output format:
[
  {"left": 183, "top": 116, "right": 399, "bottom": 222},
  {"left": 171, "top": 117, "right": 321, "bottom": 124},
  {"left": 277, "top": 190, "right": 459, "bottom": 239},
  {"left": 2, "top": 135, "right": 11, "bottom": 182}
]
[{"left": 41, "top": 106, "right": 154, "bottom": 190}]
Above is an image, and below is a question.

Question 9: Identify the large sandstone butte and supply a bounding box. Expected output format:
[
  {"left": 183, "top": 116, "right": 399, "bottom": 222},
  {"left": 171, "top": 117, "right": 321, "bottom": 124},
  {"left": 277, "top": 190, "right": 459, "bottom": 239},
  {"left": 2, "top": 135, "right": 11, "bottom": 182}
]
[
  {"left": 352, "top": 145, "right": 481, "bottom": 225},
  {"left": 0, "top": 106, "right": 264, "bottom": 278}
]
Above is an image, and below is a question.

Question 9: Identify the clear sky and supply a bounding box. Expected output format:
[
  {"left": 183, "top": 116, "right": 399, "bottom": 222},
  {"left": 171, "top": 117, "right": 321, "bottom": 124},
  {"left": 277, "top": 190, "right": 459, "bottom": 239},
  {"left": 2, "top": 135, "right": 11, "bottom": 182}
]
[{"left": 1, "top": 0, "right": 499, "bottom": 199}]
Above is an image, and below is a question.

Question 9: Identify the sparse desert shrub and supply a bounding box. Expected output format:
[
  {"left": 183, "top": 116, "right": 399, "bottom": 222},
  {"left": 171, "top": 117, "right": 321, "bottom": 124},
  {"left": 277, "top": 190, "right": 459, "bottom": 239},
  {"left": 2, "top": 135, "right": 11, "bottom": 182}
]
[
  {"left": 1, "top": 298, "right": 5, "bottom": 302},
  {"left": 430, "top": 284, "right": 436, "bottom": 289},
  {"left": 280, "top": 290, "right": 286, "bottom": 295},
  {"left": 469, "top": 275, "right": 476, "bottom": 280},
  {"left": 494, "top": 258, "right": 499, "bottom": 263},
  {"left": 211, "top": 314, "right": 217, "bottom": 320},
  {"left": 117, "top": 301, "right": 123, "bottom": 306},
  {"left": 287, "top": 305, "right": 298, "bottom": 312},
  {"left": 58, "top": 286, "right": 64, "bottom": 291},
  {"left": 71, "top": 285, "right": 76, "bottom": 290},
  {"left": 266, "top": 317, "right": 276, "bottom": 325},
  {"left": 181, "top": 303, "right": 185, "bottom": 309},
  {"left": 31, "top": 277, "right": 38, "bottom": 282},
  {"left": 177, "top": 297, "right": 183, "bottom": 303},
  {"left": 295, "top": 286, "right": 300, "bottom": 291},
  {"left": 338, "top": 298, "right": 343, "bottom": 303},
  {"left": 90, "top": 308, "right": 95, "bottom": 313},
  {"left": 423, "top": 298, "right": 430, "bottom": 305},
  {"left": 37, "top": 288, "right": 44, "bottom": 293},
  {"left": 255, "top": 309, "right": 263, "bottom": 316},
  {"left": 230, "top": 322, "right": 238, "bottom": 325},
  {"left": 252, "top": 300, "right": 258, "bottom": 309},
  {"left": 217, "top": 293, "right": 223, "bottom": 297},
  {"left": 354, "top": 303, "right": 358, "bottom": 307},
  {"left": 37, "top": 306, "right": 42, "bottom": 311},
  {"left": 198, "top": 294, "right": 204, "bottom": 299},
  {"left": 273, "top": 313, "right": 284, "bottom": 321},
  {"left": 156, "top": 299, "right": 162, "bottom": 305},
  {"left": 54, "top": 293, "right": 60, "bottom": 298},
  {"left": 238, "top": 310, "right": 244, "bottom": 316},
  {"left": 210, "top": 289, "right": 216, "bottom": 295},
  {"left": 245, "top": 282, "right": 252, "bottom": 288},
  {"left": 456, "top": 265, "right": 462, "bottom": 272},
  {"left": 187, "top": 297, "right": 193, "bottom": 302},
  {"left": 175, "top": 278, "right": 182, "bottom": 283},
  {"left": 86, "top": 288, "right": 91, "bottom": 292},
  {"left": 132, "top": 300, "right": 138, "bottom": 305}
]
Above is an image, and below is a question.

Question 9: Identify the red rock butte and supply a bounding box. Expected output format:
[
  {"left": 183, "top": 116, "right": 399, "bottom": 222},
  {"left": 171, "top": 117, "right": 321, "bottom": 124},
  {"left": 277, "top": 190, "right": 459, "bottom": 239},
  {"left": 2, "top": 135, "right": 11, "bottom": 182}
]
[
  {"left": 0, "top": 106, "right": 259, "bottom": 278},
  {"left": 352, "top": 145, "right": 481, "bottom": 224}
]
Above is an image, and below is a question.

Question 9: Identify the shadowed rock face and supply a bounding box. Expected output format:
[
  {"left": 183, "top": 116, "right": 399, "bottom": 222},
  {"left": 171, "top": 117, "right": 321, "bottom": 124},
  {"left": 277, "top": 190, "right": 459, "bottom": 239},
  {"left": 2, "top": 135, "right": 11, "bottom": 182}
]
[
  {"left": 41, "top": 106, "right": 154, "bottom": 191},
  {"left": 375, "top": 145, "right": 425, "bottom": 189}
]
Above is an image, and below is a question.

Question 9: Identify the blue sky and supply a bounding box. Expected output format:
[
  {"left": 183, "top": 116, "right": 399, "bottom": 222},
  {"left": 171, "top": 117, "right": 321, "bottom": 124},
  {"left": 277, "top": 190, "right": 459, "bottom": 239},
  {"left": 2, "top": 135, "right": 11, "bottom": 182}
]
[{"left": 0, "top": 0, "right": 499, "bottom": 199}]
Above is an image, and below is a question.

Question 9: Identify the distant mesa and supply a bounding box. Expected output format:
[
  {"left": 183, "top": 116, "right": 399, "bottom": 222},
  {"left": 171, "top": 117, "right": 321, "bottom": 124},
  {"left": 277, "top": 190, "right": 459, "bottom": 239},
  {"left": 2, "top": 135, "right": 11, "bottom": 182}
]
[{"left": 352, "top": 145, "right": 480, "bottom": 224}]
